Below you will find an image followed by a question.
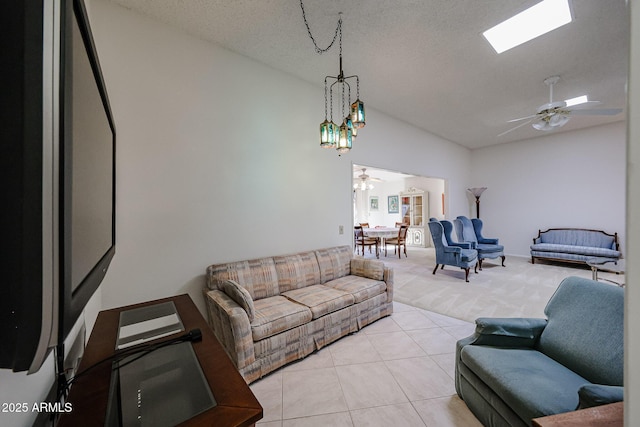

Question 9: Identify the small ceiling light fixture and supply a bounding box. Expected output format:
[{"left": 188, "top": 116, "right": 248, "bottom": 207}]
[
  {"left": 483, "top": 0, "right": 573, "bottom": 54},
  {"left": 300, "top": 1, "right": 365, "bottom": 153}
]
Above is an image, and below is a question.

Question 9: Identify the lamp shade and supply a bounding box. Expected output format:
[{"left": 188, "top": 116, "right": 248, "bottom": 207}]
[
  {"left": 350, "top": 99, "right": 365, "bottom": 128},
  {"left": 337, "top": 120, "right": 352, "bottom": 153},
  {"left": 467, "top": 187, "right": 487, "bottom": 198},
  {"left": 320, "top": 120, "right": 338, "bottom": 148},
  {"left": 346, "top": 115, "right": 357, "bottom": 137}
]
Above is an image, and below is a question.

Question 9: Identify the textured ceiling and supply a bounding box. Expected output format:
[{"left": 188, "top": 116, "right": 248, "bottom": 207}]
[{"left": 107, "top": 0, "right": 629, "bottom": 149}]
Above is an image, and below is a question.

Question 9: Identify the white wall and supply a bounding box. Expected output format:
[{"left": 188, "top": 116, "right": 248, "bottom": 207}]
[
  {"left": 87, "top": 0, "right": 472, "bottom": 316},
  {"left": 356, "top": 180, "right": 405, "bottom": 226},
  {"left": 359, "top": 176, "right": 444, "bottom": 227},
  {"left": 470, "top": 122, "right": 626, "bottom": 257},
  {"left": 626, "top": 0, "right": 639, "bottom": 423}
]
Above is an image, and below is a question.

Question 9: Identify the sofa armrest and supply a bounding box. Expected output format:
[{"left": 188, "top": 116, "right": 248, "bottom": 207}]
[
  {"left": 578, "top": 384, "right": 624, "bottom": 409},
  {"left": 204, "top": 289, "right": 255, "bottom": 370},
  {"left": 469, "top": 317, "right": 547, "bottom": 347},
  {"left": 383, "top": 265, "right": 394, "bottom": 303}
]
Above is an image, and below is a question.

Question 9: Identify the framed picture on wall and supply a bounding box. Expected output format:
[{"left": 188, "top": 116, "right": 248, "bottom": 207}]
[
  {"left": 388, "top": 195, "right": 399, "bottom": 213},
  {"left": 370, "top": 196, "right": 379, "bottom": 211}
]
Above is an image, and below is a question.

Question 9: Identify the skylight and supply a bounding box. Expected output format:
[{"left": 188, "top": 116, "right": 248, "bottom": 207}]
[
  {"left": 564, "top": 95, "right": 588, "bottom": 107},
  {"left": 483, "top": 0, "right": 573, "bottom": 54}
]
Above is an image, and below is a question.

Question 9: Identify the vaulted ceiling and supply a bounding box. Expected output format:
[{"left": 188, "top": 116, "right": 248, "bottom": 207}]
[{"left": 108, "top": 0, "right": 629, "bottom": 149}]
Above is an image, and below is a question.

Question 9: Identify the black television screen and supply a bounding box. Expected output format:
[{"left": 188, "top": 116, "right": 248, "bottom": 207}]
[
  {"left": 60, "top": 0, "right": 116, "bottom": 341},
  {"left": 0, "top": 0, "right": 115, "bottom": 373}
]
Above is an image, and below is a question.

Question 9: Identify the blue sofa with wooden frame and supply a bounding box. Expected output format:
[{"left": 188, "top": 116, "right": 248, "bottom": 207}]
[
  {"left": 455, "top": 276, "right": 623, "bottom": 427},
  {"left": 530, "top": 228, "right": 621, "bottom": 265}
]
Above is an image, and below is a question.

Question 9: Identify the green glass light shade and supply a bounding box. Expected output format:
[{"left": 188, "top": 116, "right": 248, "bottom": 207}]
[
  {"left": 350, "top": 99, "right": 365, "bottom": 129},
  {"left": 337, "top": 120, "right": 352, "bottom": 153},
  {"left": 320, "top": 120, "right": 337, "bottom": 148},
  {"left": 346, "top": 115, "right": 357, "bottom": 137}
]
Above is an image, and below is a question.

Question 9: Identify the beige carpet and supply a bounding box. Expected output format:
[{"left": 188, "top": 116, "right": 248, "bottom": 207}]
[{"left": 369, "top": 247, "right": 622, "bottom": 323}]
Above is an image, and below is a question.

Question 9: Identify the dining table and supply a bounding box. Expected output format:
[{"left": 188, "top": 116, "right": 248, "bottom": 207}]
[{"left": 363, "top": 227, "right": 400, "bottom": 257}]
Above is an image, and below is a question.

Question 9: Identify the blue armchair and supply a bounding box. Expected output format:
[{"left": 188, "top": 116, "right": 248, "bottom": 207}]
[
  {"left": 454, "top": 216, "right": 505, "bottom": 270},
  {"left": 456, "top": 276, "right": 623, "bottom": 426},
  {"left": 428, "top": 220, "right": 478, "bottom": 282}
]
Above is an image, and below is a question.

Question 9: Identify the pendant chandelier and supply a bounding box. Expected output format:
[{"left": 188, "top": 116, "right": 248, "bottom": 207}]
[{"left": 300, "top": 1, "right": 366, "bottom": 153}]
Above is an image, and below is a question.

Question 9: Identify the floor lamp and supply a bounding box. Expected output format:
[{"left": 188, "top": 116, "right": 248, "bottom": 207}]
[{"left": 467, "top": 187, "right": 487, "bottom": 218}]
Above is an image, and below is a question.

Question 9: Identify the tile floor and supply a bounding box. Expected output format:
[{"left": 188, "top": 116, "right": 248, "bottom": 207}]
[{"left": 249, "top": 301, "right": 483, "bottom": 426}]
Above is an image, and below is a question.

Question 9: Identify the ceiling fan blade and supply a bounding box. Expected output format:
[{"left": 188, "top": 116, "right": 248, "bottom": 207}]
[
  {"left": 507, "top": 114, "right": 539, "bottom": 123},
  {"left": 568, "top": 108, "right": 623, "bottom": 116},
  {"left": 498, "top": 119, "right": 534, "bottom": 137},
  {"left": 567, "top": 100, "right": 601, "bottom": 109}
]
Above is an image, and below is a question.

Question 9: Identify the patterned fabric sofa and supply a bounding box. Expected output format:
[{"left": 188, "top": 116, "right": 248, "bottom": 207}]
[
  {"left": 204, "top": 245, "right": 393, "bottom": 383},
  {"left": 530, "top": 228, "right": 621, "bottom": 265}
]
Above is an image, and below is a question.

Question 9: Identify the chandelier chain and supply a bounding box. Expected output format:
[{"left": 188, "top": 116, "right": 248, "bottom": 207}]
[{"left": 300, "top": 0, "right": 342, "bottom": 54}]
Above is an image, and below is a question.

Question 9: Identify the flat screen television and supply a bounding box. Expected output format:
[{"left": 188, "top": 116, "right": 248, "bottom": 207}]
[{"left": 0, "top": 0, "right": 116, "bottom": 373}]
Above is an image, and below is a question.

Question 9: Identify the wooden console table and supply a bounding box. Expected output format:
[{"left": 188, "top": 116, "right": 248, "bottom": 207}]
[
  {"left": 532, "top": 402, "right": 623, "bottom": 427},
  {"left": 58, "top": 294, "right": 262, "bottom": 426}
]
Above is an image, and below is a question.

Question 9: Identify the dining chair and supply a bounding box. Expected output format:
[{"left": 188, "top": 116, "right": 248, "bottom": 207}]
[
  {"left": 385, "top": 225, "right": 409, "bottom": 258},
  {"left": 359, "top": 222, "right": 370, "bottom": 228},
  {"left": 354, "top": 225, "right": 378, "bottom": 257}
]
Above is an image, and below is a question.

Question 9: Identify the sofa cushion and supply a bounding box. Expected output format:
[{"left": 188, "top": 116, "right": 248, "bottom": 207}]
[
  {"left": 324, "top": 275, "right": 387, "bottom": 303},
  {"left": 315, "top": 246, "right": 353, "bottom": 283},
  {"left": 207, "top": 257, "right": 280, "bottom": 300},
  {"left": 461, "top": 346, "right": 589, "bottom": 423},
  {"left": 530, "top": 243, "right": 620, "bottom": 258},
  {"left": 221, "top": 279, "right": 255, "bottom": 322},
  {"left": 350, "top": 258, "right": 384, "bottom": 281},
  {"left": 251, "top": 296, "right": 312, "bottom": 341},
  {"left": 537, "top": 277, "right": 624, "bottom": 385},
  {"left": 273, "top": 251, "right": 321, "bottom": 293},
  {"left": 282, "top": 285, "right": 355, "bottom": 319}
]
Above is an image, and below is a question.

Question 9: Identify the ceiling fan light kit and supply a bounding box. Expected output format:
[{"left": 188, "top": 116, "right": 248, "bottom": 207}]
[
  {"left": 300, "top": 1, "right": 365, "bottom": 153},
  {"left": 354, "top": 168, "right": 379, "bottom": 191}
]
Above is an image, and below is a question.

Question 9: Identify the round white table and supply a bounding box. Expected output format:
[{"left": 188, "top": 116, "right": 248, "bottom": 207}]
[{"left": 363, "top": 227, "right": 401, "bottom": 257}]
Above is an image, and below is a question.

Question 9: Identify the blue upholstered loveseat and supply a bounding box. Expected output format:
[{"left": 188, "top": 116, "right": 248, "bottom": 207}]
[
  {"left": 530, "top": 228, "right": 621, "bottom": 265},
  {"left": 455, "top": 277, "right": 623, "bottom": 427}
]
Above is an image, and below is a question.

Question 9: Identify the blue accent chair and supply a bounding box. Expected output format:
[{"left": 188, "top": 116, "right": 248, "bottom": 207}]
[
  {"left": 454, "top": 216, "right": 505, "bottom": 270},
  {"left": 428, "top": 220, "right": 478, "bottom": 282},
  {"left": 455, "top": 276, "right": 624, "bottom": 426}
]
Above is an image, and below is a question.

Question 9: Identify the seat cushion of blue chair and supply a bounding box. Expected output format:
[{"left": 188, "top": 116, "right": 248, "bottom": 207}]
[
  {"left": 460, "top": 345, "right": 589, "bottom": 423},
  {"left": 460, "top": 249, "right": 478, "bottom": 262},
  {"left": 477, "top": 243, "right": 504, "bottom": 253}
]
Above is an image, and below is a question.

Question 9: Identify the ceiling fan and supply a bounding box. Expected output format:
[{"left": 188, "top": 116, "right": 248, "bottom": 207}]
[
  {"left": 499, "top": 75, "right": 623, "bottom": 137},
  {"left": 353, "top": 168, "right": 382, "bottom": 190}
]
